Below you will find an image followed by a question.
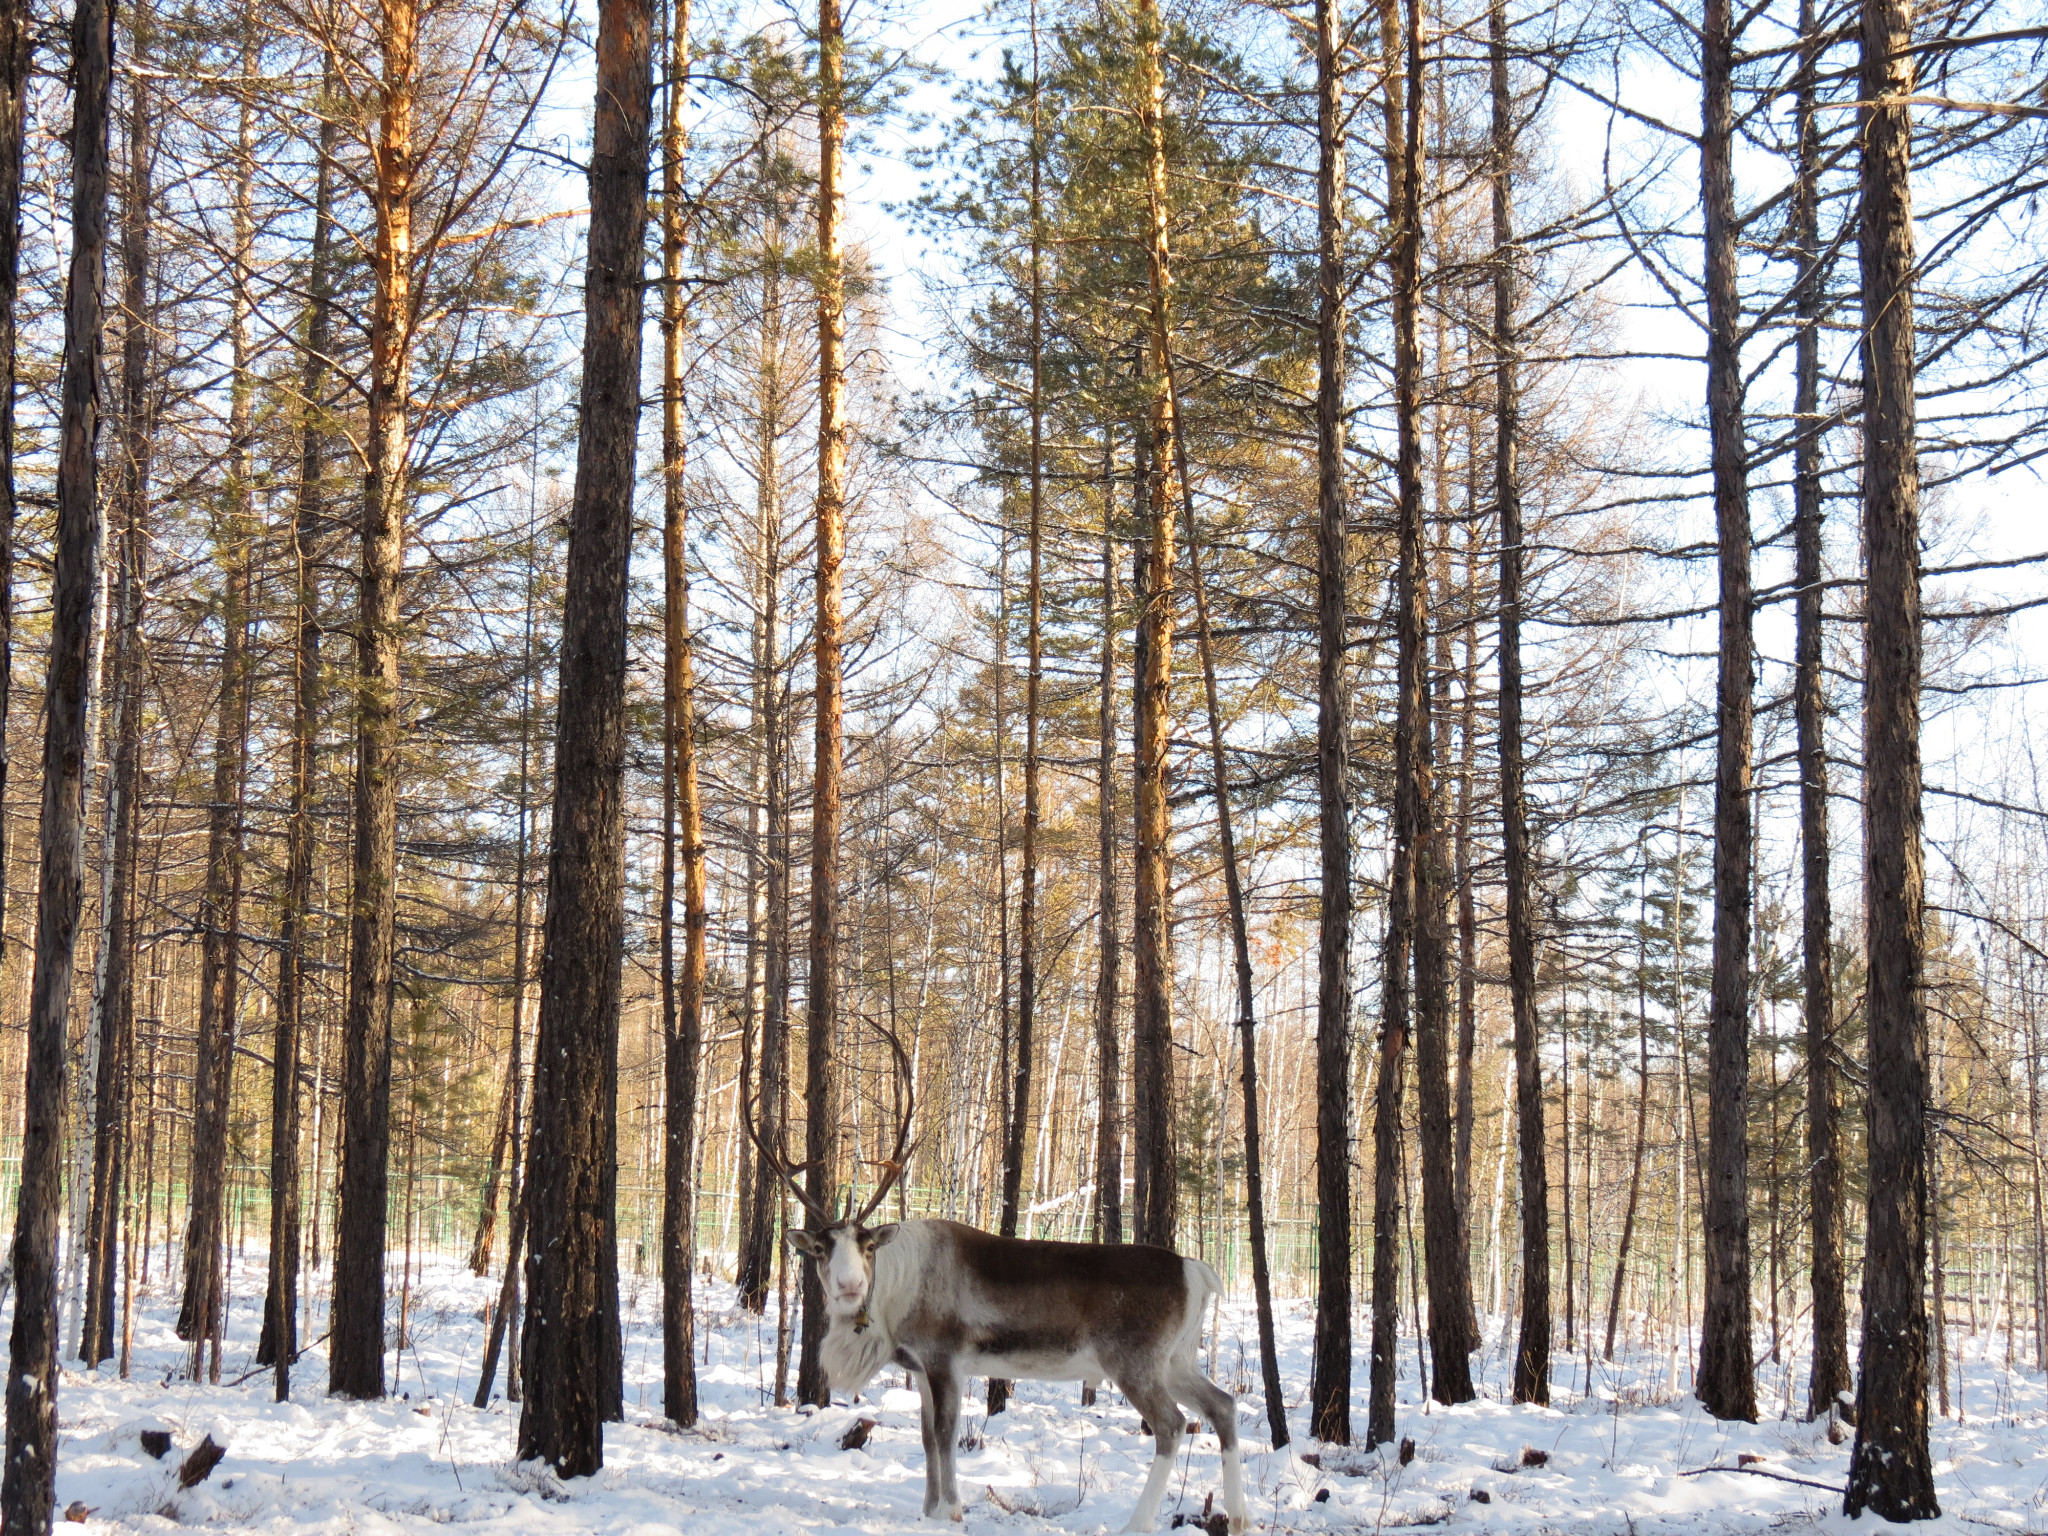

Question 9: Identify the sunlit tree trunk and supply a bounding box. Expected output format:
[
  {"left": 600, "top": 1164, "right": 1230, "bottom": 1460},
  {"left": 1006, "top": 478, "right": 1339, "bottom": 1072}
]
[
  {"left": 261, "top": 86, "right": 333, "bottom": 1393},
  {"left": 1843, "top": 0, "right": 1935, "bottom": 1516},
  {"left": 518, "top": 0, "right": 652, "bottom": 1475},
  {"left": 1491, "top": 0, "right": 1549, "bottom": 1406},
  {"left": 3, "top": 0, "right": 108, "bottom": 1513},
  {"left": 80, "top": 46, "right": 152, "bottom": 1372},
  {"left": 334, "top": 0, "right": 418, "bottom": 1401},
  {"left": 1309, "top": 0, "right": 1352, "bottom": 1447},
  {"left": 1129, "top": 0, "right": 1178, "bottom": 1252},
  {"left": 660, "top": 0, "right": 702, "bottom": 1428},
  {"left": 1388, "top": 0, "right": 1473, "bottom": 1407},
  {"left": 1174, "top": 382, "right": 1288, "bottom": 1449},
  {"left": 1697, "top": 0, "right": 1757, "bottom": 1424},
  {"left": 1793, "top": 0, "right": 1849, "bottom": 1423},
  {"left": 796, "top": 0, "right": 849, "bottom": 1409},
  {"left": 1093, "top": 423, "right": 1123, "bottom": 1248}
]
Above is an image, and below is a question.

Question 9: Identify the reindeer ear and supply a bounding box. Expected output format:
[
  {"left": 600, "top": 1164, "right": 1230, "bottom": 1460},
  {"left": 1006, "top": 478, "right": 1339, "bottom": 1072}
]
[
  {"left": 786, "top": 1229, "right": 827, "bottom": 1259},
  {"left": 861, "top": 1223, "right": 900, "bottom": 1250}
]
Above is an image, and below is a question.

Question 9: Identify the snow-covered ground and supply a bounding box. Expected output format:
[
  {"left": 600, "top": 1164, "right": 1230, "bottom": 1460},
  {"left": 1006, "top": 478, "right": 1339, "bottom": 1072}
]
[{"left": 49, "top": 1254, "right": 2048, "bottom": 1532}]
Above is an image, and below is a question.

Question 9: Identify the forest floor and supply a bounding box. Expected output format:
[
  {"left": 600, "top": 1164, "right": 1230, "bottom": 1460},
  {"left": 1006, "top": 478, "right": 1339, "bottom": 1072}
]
[{"left": 51, "top": 1253, "right": 2046, "bottom": 1533}]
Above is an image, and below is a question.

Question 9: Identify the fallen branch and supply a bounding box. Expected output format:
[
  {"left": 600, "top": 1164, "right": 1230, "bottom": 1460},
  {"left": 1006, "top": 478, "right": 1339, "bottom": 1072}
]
[
  {"left": 226, "top": 1329, "right": 331, "bottom": 1388},
  {"left": 1677, "top": 1464, "right": 1841, "bottom": 1493}
]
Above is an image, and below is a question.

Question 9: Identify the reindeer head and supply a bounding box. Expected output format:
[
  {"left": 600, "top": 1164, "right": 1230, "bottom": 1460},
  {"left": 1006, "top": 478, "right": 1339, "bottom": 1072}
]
[
  {"left": 788, "top": 1213, "right": 900, "bottom": 1318},
  {"left": 746, "top": 1018, "right": 917, "bottom": 1326}
]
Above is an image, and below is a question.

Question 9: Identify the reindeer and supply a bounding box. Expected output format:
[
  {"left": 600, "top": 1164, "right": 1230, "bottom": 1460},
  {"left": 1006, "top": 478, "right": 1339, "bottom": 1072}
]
[{"left": 752, "top": 1026, "right": 1250, "bottom": 1533}]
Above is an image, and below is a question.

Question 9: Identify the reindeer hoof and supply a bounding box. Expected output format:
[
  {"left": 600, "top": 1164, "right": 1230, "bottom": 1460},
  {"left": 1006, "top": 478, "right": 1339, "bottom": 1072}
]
[{"left": 950, "top": 1506, "right": 964, "bottom": 1523}]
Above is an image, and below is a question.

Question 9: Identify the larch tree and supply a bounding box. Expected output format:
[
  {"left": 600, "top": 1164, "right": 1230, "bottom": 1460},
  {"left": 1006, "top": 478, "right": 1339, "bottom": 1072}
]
[
  {"left": 1308, "top": 0, "right": 1353, "bottom": 1449},
  {"left": 331, "top": 0, "right": 419, "bottom": 1400},
  {"left": 519, "top": 0, "right": 654, "bottom": 1476},
  {"left": 1128, "top": 0, "right": 1179, "bottom": 1254},
  {"left": 3, "top": 0, "right": 111, "bottom": 1516},
  {"left": 797, "top": 0, "right": 850, "bottom": 1410},
  {"left": 1696, "top": 0, "right": 1757, "bottom": 1425},
  {"left": 1491, "top": 0, "right": 1548, "bottom": 1409},
  {"left": 660, "top": 0, "right": 704, "bottom": 1430},
  {"left": 1843, "top": 0, "right": 1936, "bottom": 1516}
]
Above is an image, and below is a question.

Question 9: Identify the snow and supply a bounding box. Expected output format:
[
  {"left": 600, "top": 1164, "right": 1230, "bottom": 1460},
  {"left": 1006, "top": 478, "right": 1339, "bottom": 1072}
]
[{"left": 45, "top": 1256, "right": 2048, "bottom": 1532}]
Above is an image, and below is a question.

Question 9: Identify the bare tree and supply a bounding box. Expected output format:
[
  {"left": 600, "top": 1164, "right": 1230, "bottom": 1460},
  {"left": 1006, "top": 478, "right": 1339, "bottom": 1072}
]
[
  {"left": 2, "top": 0, "right": 110, "bottom": 1515},
  {"left": 1490, "top": 0, "right": 1548, "bottom": 1409},
  {"left": 1843, "top": 0, "right": 1935, "bottom": 1515},
  {"left": 1308, "top": 0, "right": 1352, "bottom": 1448},
  {"left": 796, "top": 0, "right": 849, "bottom": 1408},
  {"left": 518, "top": 0, "right": 653, "bottom": 1474},
  {"left": 660, "top": 0, "right": 702, "bottom": 1430}
]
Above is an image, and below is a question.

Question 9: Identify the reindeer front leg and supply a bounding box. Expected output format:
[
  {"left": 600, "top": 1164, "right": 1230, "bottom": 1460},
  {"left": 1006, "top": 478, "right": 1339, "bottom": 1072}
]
[{"left": 916, "top": 1356, "right": 965, "bottom": 1521}]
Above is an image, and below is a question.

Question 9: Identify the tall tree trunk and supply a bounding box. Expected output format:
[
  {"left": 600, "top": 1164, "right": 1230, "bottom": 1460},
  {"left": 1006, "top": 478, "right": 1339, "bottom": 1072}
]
[
  {"left": 1390, "top": 0, "right": 1474, "bottom": 1407},
  {"left": 1606, "top": 844, "right": 1652, "bottom": 1362},
  {"left": 518, "top": 0, "right": 652, "bottom": 1475},
  {"left": 81, "top": 50, "right": 152, "bottom": 1371},
  {"left": 796, "top": 0, "right": 848, "bottom": 1408},
  {"left": 333, "top": 0, "right": 418, "bottom": 1401},
  {"left": 999, "top": 0, "right": 1044, "bottom": 1254},
  {"left": 1093, "top": 422, "right": 1123, "bottom": 1247},
  {"left": 2, "top": 0, "right": 108, "bottom": 1512},
  {"left": 1174, "top": 389, "right": 1288, "bottom": 1450},
  {"left": 736, "top": 190, "right": 787, "bottom": 1313},
  {"left": 180, "top": 57, "right": 259, "bottom": 1378},
  {"left": 660, "top": 0, "right": 702, "bottom": 1428},
  {"left": 987, "top": 24, "right": 1048, "bottom": 1419},
  {"left": 259, "top": 86, "right": 334, "bottom": 1397},
  {"left": 1843, "top": 0, "right": 1935, "bottom": 1515},
  {"left": 1367, "top": 0, "right": 1412, "bottom": 1451},
  {"left": 473, "top": 569, "right": 535, "bottom": 1409},
  {"left": 1491, "top": 0, "right": 1549, "bottom": 1406},
  {"left": 1794, "top": 0, "right": 1849, "bottom": 1424},
  {"left": 1309, "top": 0, "right": 1352, "bottom": 1446},
  {"left": 1696, "top": 0, "right": 1757, "bottom": 1425},
  {"left": 1129, "top": 0, "right": 1178, "bottom": 1252}
]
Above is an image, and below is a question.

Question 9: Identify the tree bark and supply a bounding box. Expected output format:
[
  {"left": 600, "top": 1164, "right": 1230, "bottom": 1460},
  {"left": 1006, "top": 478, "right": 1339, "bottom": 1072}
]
[
  {"left": 333, "top": 0, "right": 418, "bottom": 1401},
  {"left": 1093, "top": 423, "right": 1123, "bottom": 1247},
  {"left": 1367, "top": 0, "right": 1411, "bottom": 1452},
  {"left": 259, "top": 85, "right": 334, "bottom": 1396},
  {"left": 81, "top": 52, "right": 152, "bottom": 1372},
  {"left": 660, "top": 0, "right": 702, "bottom": 1428},
  {"left": 1129, "top": 0, "right": 1178, "bottom": 1253},
  {"left": 1793, "top": 0, "right": 1849, "bottom": 1424},
  {"left": 1389, "top": 0, "right": 1473, "bottom": 1407},
  {"left": 999, "top": 3, "right": 1045, "bottom": 1255},
  {"left": 3, "top": 0, "right": 107, "bottom": 1514},
  {"left": 180, "top": 59, "right": 260, "bottom": 1376},
  {"left": 1697, "top": 0, "right": 1758, "bottom": 1424},
  {"left": 1490, "top": 0, "right": 1549, "bottom": 1407},
  {"left": 517, "top": 0, "right": 652, "bottom": 1474},
  {"left": 736, "top": 166, "right": 788, "bottom": 1312},
  {"left": 796, "top": 0, "right": 848, "bottom": 1408},
  {"left": 1167, "top": 364, "right": 1286, "bottom": 1449},
  {"left": 1606, "top": 844, "right": 1653, "bottom": 1362},
  {"left": 1843, "top": 0, "right": 1936, "bottom": 1515},
  {"left": 1309, "top": 0, "right": 1351, "bottom": 1447}
]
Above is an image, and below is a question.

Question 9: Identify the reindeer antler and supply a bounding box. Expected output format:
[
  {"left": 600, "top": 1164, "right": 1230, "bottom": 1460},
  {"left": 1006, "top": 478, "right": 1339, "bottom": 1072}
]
[
  {"left": 741, "top": 1075, "right": 838, "bottom": 1230},
  {"left": 741, "top": 1018, "right": 918, "bottom": 1230},
  {"left": 850, "top": 1018, "right": 918, "bottom": 1227}
]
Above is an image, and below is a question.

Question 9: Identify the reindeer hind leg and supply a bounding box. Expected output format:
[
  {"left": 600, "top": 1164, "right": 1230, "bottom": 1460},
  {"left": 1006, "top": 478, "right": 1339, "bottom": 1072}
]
[
  {"left": 1117, "top": 1377, "right": 1186, "bottom": 1534},
  {"left": 1174, "top": 1365, "right": 1249, "bottom": 1534}
]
